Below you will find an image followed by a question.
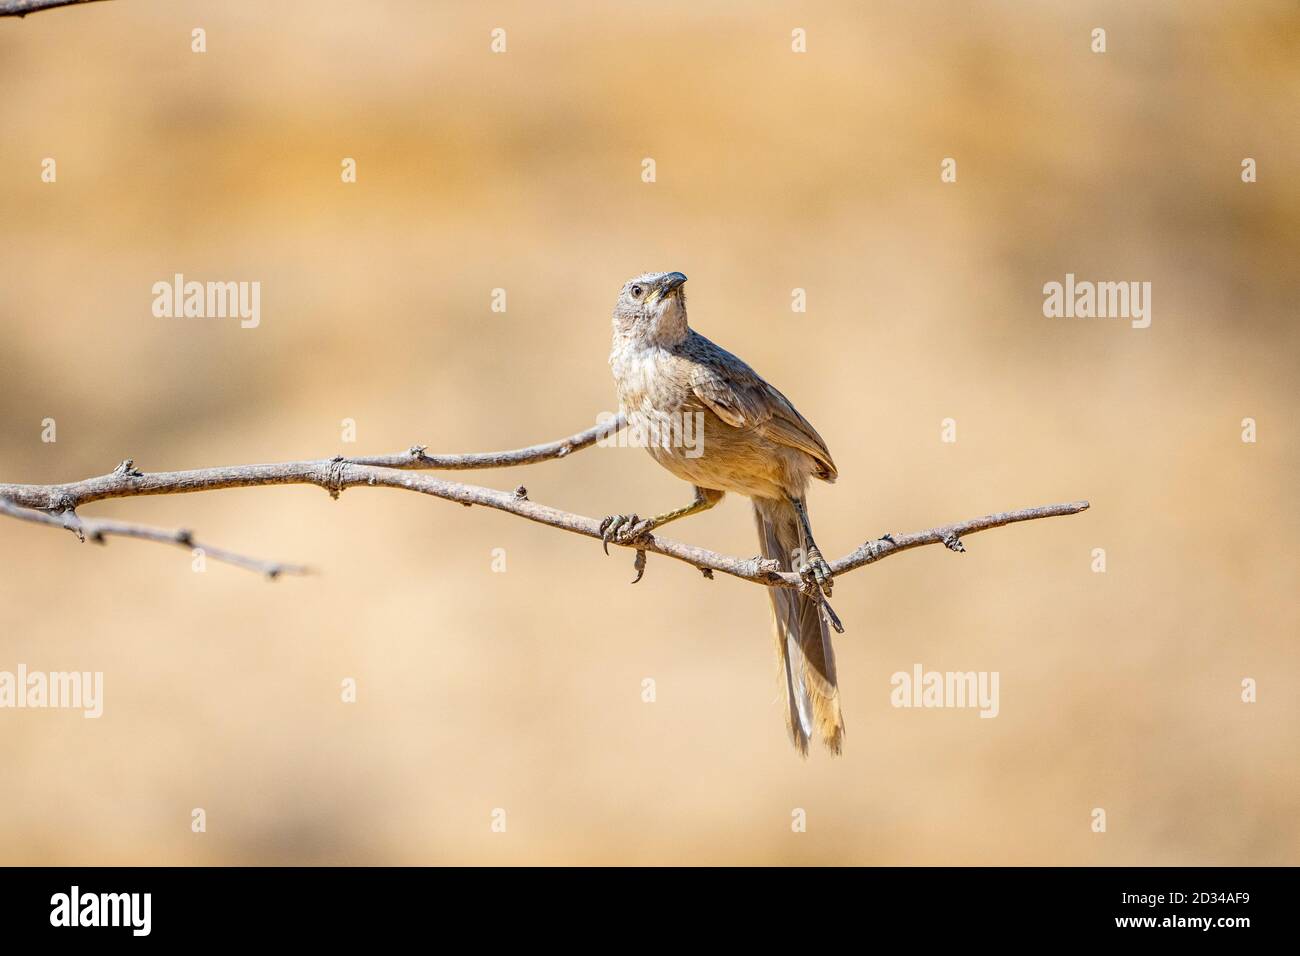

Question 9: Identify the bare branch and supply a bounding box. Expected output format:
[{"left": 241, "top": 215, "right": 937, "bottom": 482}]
[
  {"left": 0, "top": 418, "right": 625, "bottom": 513},
  {"left": 0, "top": 0, "right": 112, "bottom": 18},
  {"left": 344, "top": 415, "right": 625, "bottom": 470},
  {"left": 831, "top": 500, "right": 1092, "bottom": 576},
  {"left": 0, "top": 419, "right": 622, "bottom": 576},
  {"left": 0, "top": 497, "right": 308, "bottom": 578},
  {"left": 0, "top": 415, "right": 1088, "bottom": 589}
]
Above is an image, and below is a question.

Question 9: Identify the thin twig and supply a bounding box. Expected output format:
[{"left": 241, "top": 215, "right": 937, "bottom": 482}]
[
  {"left": 0, "top": 497, "right": 307, "bottom": 578},
  {"left": 345, "top": 415, "right": 624, "bottom": 470}
]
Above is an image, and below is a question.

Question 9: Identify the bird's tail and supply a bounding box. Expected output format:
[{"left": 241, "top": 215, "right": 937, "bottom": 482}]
[{"left": 753, "top": 496, "right": 844, "bottom": 756}]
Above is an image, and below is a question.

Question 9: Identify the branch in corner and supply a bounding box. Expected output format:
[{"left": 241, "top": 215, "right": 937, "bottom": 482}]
[{"left": 0, "top": 0, "right": 112, "bottom": 18}]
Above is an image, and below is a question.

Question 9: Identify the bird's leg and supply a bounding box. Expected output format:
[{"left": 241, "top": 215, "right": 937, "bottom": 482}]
[
  {"left": 600, "top": 486, "right": 722, "bottom": 554},
  {"left": 790, "top": 495, "right": 833, "bottom": 597}
]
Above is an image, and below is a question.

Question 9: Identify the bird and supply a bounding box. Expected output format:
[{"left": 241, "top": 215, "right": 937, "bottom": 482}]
[{"left": 603, "top": 271, "right": 844, "bottom": 756}]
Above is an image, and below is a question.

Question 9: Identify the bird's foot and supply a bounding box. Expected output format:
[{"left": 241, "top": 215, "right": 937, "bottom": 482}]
[
  {"left": 599, "top": 513, "right": 654, "bottom": 554},
  {"left": 798, "top": 548, "right": 834, "bottom": 597}
]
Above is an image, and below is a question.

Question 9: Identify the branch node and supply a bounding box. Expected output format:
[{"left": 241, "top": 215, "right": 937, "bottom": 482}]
[
  {"left": 113, "top": 459, "right": 143, "bottom": 479},
  {"left": 407, "top": 444, "right": 427, "bottom": 460},
  {"left": 513, "top": 485, "right": 528, "bottom": 500},
  {"left": 699, "top": 567, "right": 714, "bottom": 580},
  {"left": 747, "top": 556, "right": 787, "bottom": 584},
  {"left": 325, "top": 456, "right": 348, "bottom": 500},
  {"left": 56, "top": 509, "right": 86, "bottom": 543},
  {"left": 941, "top": 531, "right": 965, "bottom": 553}
]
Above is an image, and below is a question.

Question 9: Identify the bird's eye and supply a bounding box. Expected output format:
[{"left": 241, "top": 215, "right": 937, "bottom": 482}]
[{"left": 631, "top": 285, "right": 643, "bottom": 298}]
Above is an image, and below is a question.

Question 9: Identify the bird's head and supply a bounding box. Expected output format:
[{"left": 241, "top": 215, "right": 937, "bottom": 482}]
[{"left": 611, "top": 271, "right": 689, "bottom": 345}]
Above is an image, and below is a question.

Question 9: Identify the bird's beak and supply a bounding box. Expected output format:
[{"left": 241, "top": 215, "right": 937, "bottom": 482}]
[{"left": 659, "top": 272, "right": 688, "bottom": 296}]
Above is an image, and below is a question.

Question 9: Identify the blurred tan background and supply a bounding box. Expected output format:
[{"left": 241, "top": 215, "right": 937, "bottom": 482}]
[{"left": 1, "top": 0, "right": 1296, "bottom": 865}]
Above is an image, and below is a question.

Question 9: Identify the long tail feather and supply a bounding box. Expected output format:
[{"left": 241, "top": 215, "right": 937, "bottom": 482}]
[{"left": 753, "top": 497, "right": 845, "bottom": 755}]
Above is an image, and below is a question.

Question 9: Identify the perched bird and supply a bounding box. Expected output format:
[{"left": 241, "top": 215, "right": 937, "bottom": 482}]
[{"left": 604, "top": 271, "right": 844, "bottom": 755}]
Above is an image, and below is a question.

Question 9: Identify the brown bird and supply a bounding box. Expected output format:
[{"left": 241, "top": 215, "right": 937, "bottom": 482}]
[{"left": 604, "top": 271, "right": 844, "bottom": 756}]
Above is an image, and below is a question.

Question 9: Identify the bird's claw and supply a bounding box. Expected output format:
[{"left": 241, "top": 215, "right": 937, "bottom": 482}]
[
  {"left": 798, "top": 549, "right": 834, "bottom": 597},
  {"left": 599, "top": 513, "right": 652, "bottom": 554}
]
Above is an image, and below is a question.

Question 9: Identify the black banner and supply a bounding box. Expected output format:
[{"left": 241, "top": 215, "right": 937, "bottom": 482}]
[{"left": 0, "top": 867, "right": 1279, "bottom": 942}]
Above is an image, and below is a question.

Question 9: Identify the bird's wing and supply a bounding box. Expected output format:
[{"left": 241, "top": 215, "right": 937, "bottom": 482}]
[
  {"left": 688, "top": 362, "right": 770, "bottom": 428},
  {"left": 758, "top": 389, "right": 838, "bottom": 482},
  {"left": 687, "top": 336, "right": 838, "bottom": 482}
]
